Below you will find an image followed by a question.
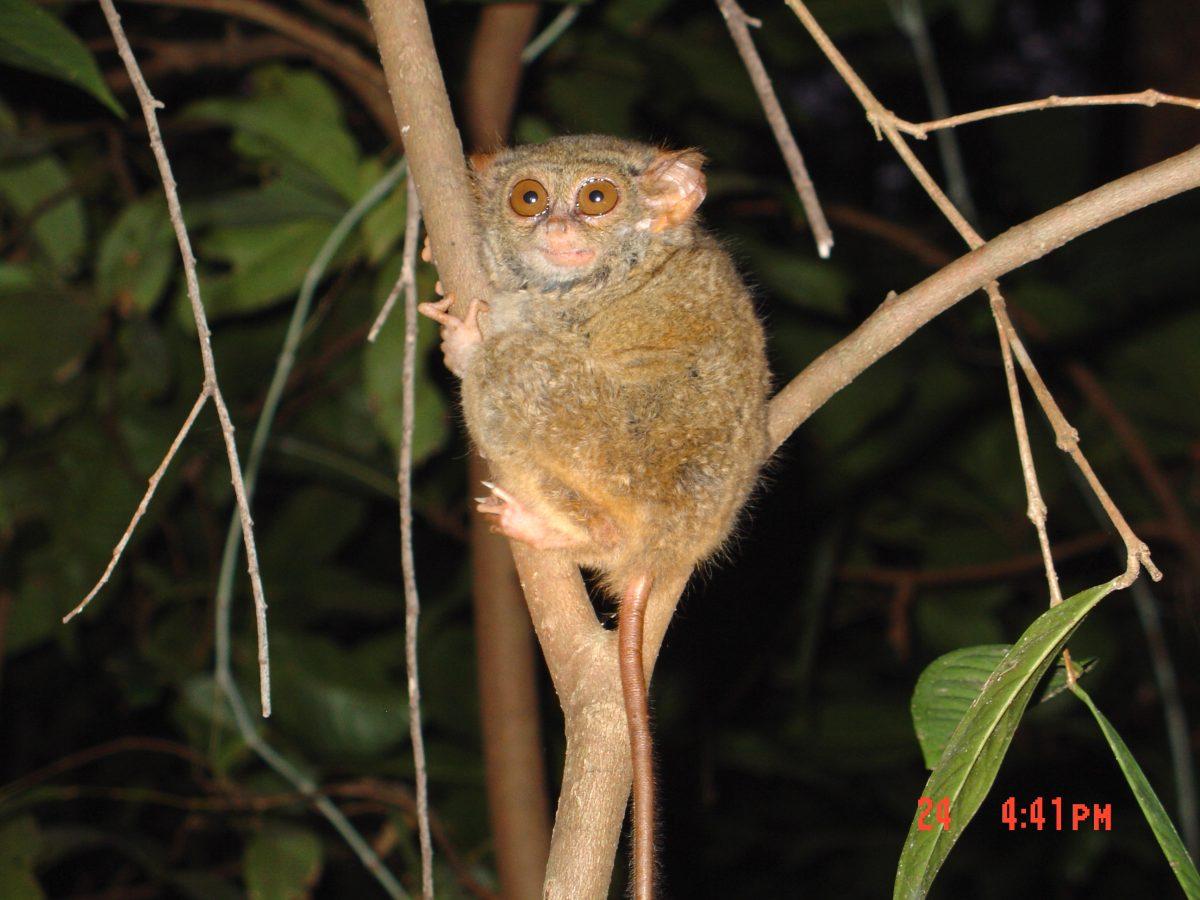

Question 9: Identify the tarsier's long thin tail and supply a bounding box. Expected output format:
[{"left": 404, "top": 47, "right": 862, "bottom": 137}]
[{"left": 619, "top": 573, "right": 656, "bottom": 900}]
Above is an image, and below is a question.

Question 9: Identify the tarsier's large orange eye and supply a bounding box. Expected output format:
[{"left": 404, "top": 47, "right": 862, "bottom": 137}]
[
  {"left": 510, "top": 179, "right": 549, "bottom": 216},
  {"left": 576, "top": 179, "right": 619, "bottom": 216}
]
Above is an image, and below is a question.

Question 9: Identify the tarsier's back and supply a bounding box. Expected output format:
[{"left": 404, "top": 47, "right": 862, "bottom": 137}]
[{"left": 461, "top": 134, "right": 771, "bottom": 587}]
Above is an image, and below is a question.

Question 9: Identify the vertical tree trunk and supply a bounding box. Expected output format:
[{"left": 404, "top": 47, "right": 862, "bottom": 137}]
[{"left": 460, "top": 6, "right": 554, "bottom": 898}]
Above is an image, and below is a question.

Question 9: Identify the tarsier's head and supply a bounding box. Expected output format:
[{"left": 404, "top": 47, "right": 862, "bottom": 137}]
[{"left": 471, "top": 135, "right": 707, "bottom": 293}]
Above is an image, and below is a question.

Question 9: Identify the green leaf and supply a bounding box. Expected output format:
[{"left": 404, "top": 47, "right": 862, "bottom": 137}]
[
  {"left": 911, "top": 644, "right": 1100, "bottom": 768},
  {"left": 95, "top": 197, "right": 176, "bottom": 315},
  {"left": 243, "top": 825, "right": 324, "bottom": 900},
  {"left": 187, "top": 178, "right": 347, "bottom": 229},
  {"left": 894, "top": 582, "right": 1114, "bottom": 899},
  {"left": 0, "top": 156, "right": 87, "bottom": 276},
  {"left": 0, "top": 0, "right": 122, "bottom": 115},
  {"left": 911, "top": 644, "right": 1009, "bottom": 770},
  {"left": 194, "top": 220, "right": 334, "bottom": 319},
  {"left": 1035, "top": 655, "right": 1098, "bottom": 704},
  {"left": 738, "top": 240, "right": 851, "bottom": 315},
  {"left": 185, "top": 67, "right": 361, "bottom": 200},
  {"left": 0, "top": 816, "right": 45, "bottom": 900},
  {"left": 0, "top": 289, "right": 99, "bottom": 425},
  {"left": 1071, "top": 683, "right": 1200, "bottom": 898},
  {"left": 270, "top": 634, "right": 409, "bottom": 760},
  {"left": 0, "top": 262, "right": 35, "bottom": 291}
]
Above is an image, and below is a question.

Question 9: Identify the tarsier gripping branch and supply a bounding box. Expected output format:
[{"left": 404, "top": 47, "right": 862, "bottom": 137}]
[{"left": 420, "top": 134, "right": 771, "bottom": 898}]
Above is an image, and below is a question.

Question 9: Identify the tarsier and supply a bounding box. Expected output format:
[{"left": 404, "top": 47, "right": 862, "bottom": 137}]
[{"left": 420, "top": 135, "right": 770, "bottom": 898}]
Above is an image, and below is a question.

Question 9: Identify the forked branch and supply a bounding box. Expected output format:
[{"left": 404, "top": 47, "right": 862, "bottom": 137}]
[{"left": 368, "top": 1, "right": 1200, "bottom": 895}]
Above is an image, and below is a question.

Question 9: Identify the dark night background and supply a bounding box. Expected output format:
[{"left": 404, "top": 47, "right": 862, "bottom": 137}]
[{"left": 1, "top": 0, "right": 1198, "bottom": 897}]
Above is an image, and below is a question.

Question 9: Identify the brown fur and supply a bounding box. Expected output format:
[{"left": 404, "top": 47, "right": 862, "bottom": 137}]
[
  {"left": 461, "top": 135, "right": 771, "bottom": 590},
  {"left": 456, "top": 135, "right": 771, "bottom": 898}
]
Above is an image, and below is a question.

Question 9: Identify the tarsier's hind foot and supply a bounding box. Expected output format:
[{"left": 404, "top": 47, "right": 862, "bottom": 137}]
[{"left": 476, "top": 481, "right": 584, "bottom": 550}]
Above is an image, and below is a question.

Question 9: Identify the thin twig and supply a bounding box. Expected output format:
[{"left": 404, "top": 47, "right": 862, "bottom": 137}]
[
  {"left": 716, "top": 0, "right": 833, "bottom": 257},
  {"left": 1064, "top": 364, "right": 1200, "bottom": 574},
  {"left": 991, "top": 292, "right": 1063, "bottom": 606},
  {"left": 839, "top": 522, "right": 1178, "bottom": 589},
  {"left": 894, "top": 89, "right": 1200, "bottom": 140},
  {"left": 1000, "top": 316, "right": 1162, "bottom": 587},
  {"left": 209, "top": 158, "right": 408, "bottom": 896},
  {"left": 65, "top": 389, "right": 210, "bottom": 623},
  {"left": 208, "top": 680, "right": 410, "bottom": 898},
  {"left": 888, "top": 0, "right": 978, "bottom": 223},
  {"left": 395, "top": 176, "right": 435, "bottom": 899},
  {"left": 93, "top": 0, "right": 273, "bottom": 715},
  {"left": 785, "top": 0, "right": 1161, "bottom": 593},
  {"left": 520, "top": 5, "right": 581, "bottom": 65}
]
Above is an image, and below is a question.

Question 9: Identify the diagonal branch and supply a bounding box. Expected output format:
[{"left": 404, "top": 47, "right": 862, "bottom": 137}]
[
  {"left": 715, "top": 0, "right": 833, "bottom": 257},
  {"left": 894, "top": 89, "right": 1200, "bottom": 139},
  {"left": 784, "top": 0, "right": 1162, "bottom": 591},
  {"left": 366, "top": 1, "right": 1200, "bottom": 896},
  {"left": 91, "top": 0, "right": 273, "bottom": 717},
  {"left": 65, "top": 388, "right": 211, "bottom": 623},
  {"left": 767, "top": 142, "right": 1200, "bottom": 445}
]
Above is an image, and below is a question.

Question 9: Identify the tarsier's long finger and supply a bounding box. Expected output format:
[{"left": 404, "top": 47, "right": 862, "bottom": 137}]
[
  {"left": 417, "top": 300, "right": 456, "bottom": 327},
  {"left": 475, "top": 495, "right": 505, "bottom": 515},
  {"left": 421, "top": 235, "right": 432, "bottom": 263},
  {"left": 435, "top": 280, "right": 444, "bottom": 297}
]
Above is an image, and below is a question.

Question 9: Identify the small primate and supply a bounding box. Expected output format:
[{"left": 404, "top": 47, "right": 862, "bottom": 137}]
[{"left": 420, "top": 134, "right": 770, "bottom": 899}]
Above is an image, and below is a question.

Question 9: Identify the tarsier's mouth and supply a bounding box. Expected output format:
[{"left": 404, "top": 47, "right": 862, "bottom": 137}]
[{"left": 538, "top": 245, "right": 596, "bottom": 268}]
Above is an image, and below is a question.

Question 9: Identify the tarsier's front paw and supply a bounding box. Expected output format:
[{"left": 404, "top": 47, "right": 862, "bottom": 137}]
[{"left": 417, "top": 293, "right": 488, "bottom": 378}]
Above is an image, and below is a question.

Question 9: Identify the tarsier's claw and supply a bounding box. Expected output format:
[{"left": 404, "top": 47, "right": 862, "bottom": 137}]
[{"left": 475, "top": 481, "right": 582, "bottom": 550}]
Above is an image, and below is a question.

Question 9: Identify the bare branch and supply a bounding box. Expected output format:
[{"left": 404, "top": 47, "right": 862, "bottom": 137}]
[
  {"left": 895, "top": 89, "right": 1200, "bottom": 140},
  {"left": 1000, "top": 317, "right": 1161, "bottom": 586},
  {"left": 65, "top": 389, "right": 211, "bottom": 624},
  {"left": 839, "top": 522, "right": 1178, "bottom": 589},
  {"left": 783, "top": 0, "right": 1165, "bottom": 592},
  {"left": 716, "top": 0, "right": 833, "bottom": 257},
  {"left": 521, "top": 5, "right": 580, "bottom": 65},
  {"left": 396, "top": 175, "right": 435, "bottom": 899},
  {"left": 990, "top": 293, "right": 1063, "bottom": 606},
  {"left": 767, "top": 142, "right": 1200, "bottom": 445},
  {"left": 462, "top": 6, "right": 556, "bottom": 897},
  {"left": 92, "top": 0, "right": 273, "bottom": 716}
]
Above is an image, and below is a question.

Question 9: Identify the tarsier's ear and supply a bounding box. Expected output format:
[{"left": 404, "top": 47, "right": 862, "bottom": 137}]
[
  {"left": 640, "top": 148, "right": 707, "bottom": 233},
  {"left": 468, "top": 151, "right": 497, "bottom": 177}
]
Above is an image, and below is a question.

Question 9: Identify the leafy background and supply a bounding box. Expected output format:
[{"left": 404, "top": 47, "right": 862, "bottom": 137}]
[{"left": 2, "top": 0, "right": 1199, "bottom": 896}]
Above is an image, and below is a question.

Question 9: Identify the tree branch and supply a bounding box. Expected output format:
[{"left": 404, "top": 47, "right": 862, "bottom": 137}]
[
  {"left": 365, "top": 1, "right": 1200, "bottom": 895},
  {"left": 895, "top": 89, "right": 1200, "bottom": 139},
  {"left": 461, "top": 5, "right": 557, "bottom": 897},
  {"left": 90, "top": 0, "right": 273, "bottom": 717},
  {"left": 767, "top": 141, "right": 1200, "bottom": 447},
  {"left": 715, "top": 0, "right": 833, "bottom": 257}
]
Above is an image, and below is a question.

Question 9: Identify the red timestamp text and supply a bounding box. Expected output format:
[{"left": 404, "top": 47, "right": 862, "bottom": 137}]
[
  {"left": 1002, "top": 796, "right": 1113, "bottom": 831},
  {"left": 915, "top": 796, "right": 951, "bottom": 831}
]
